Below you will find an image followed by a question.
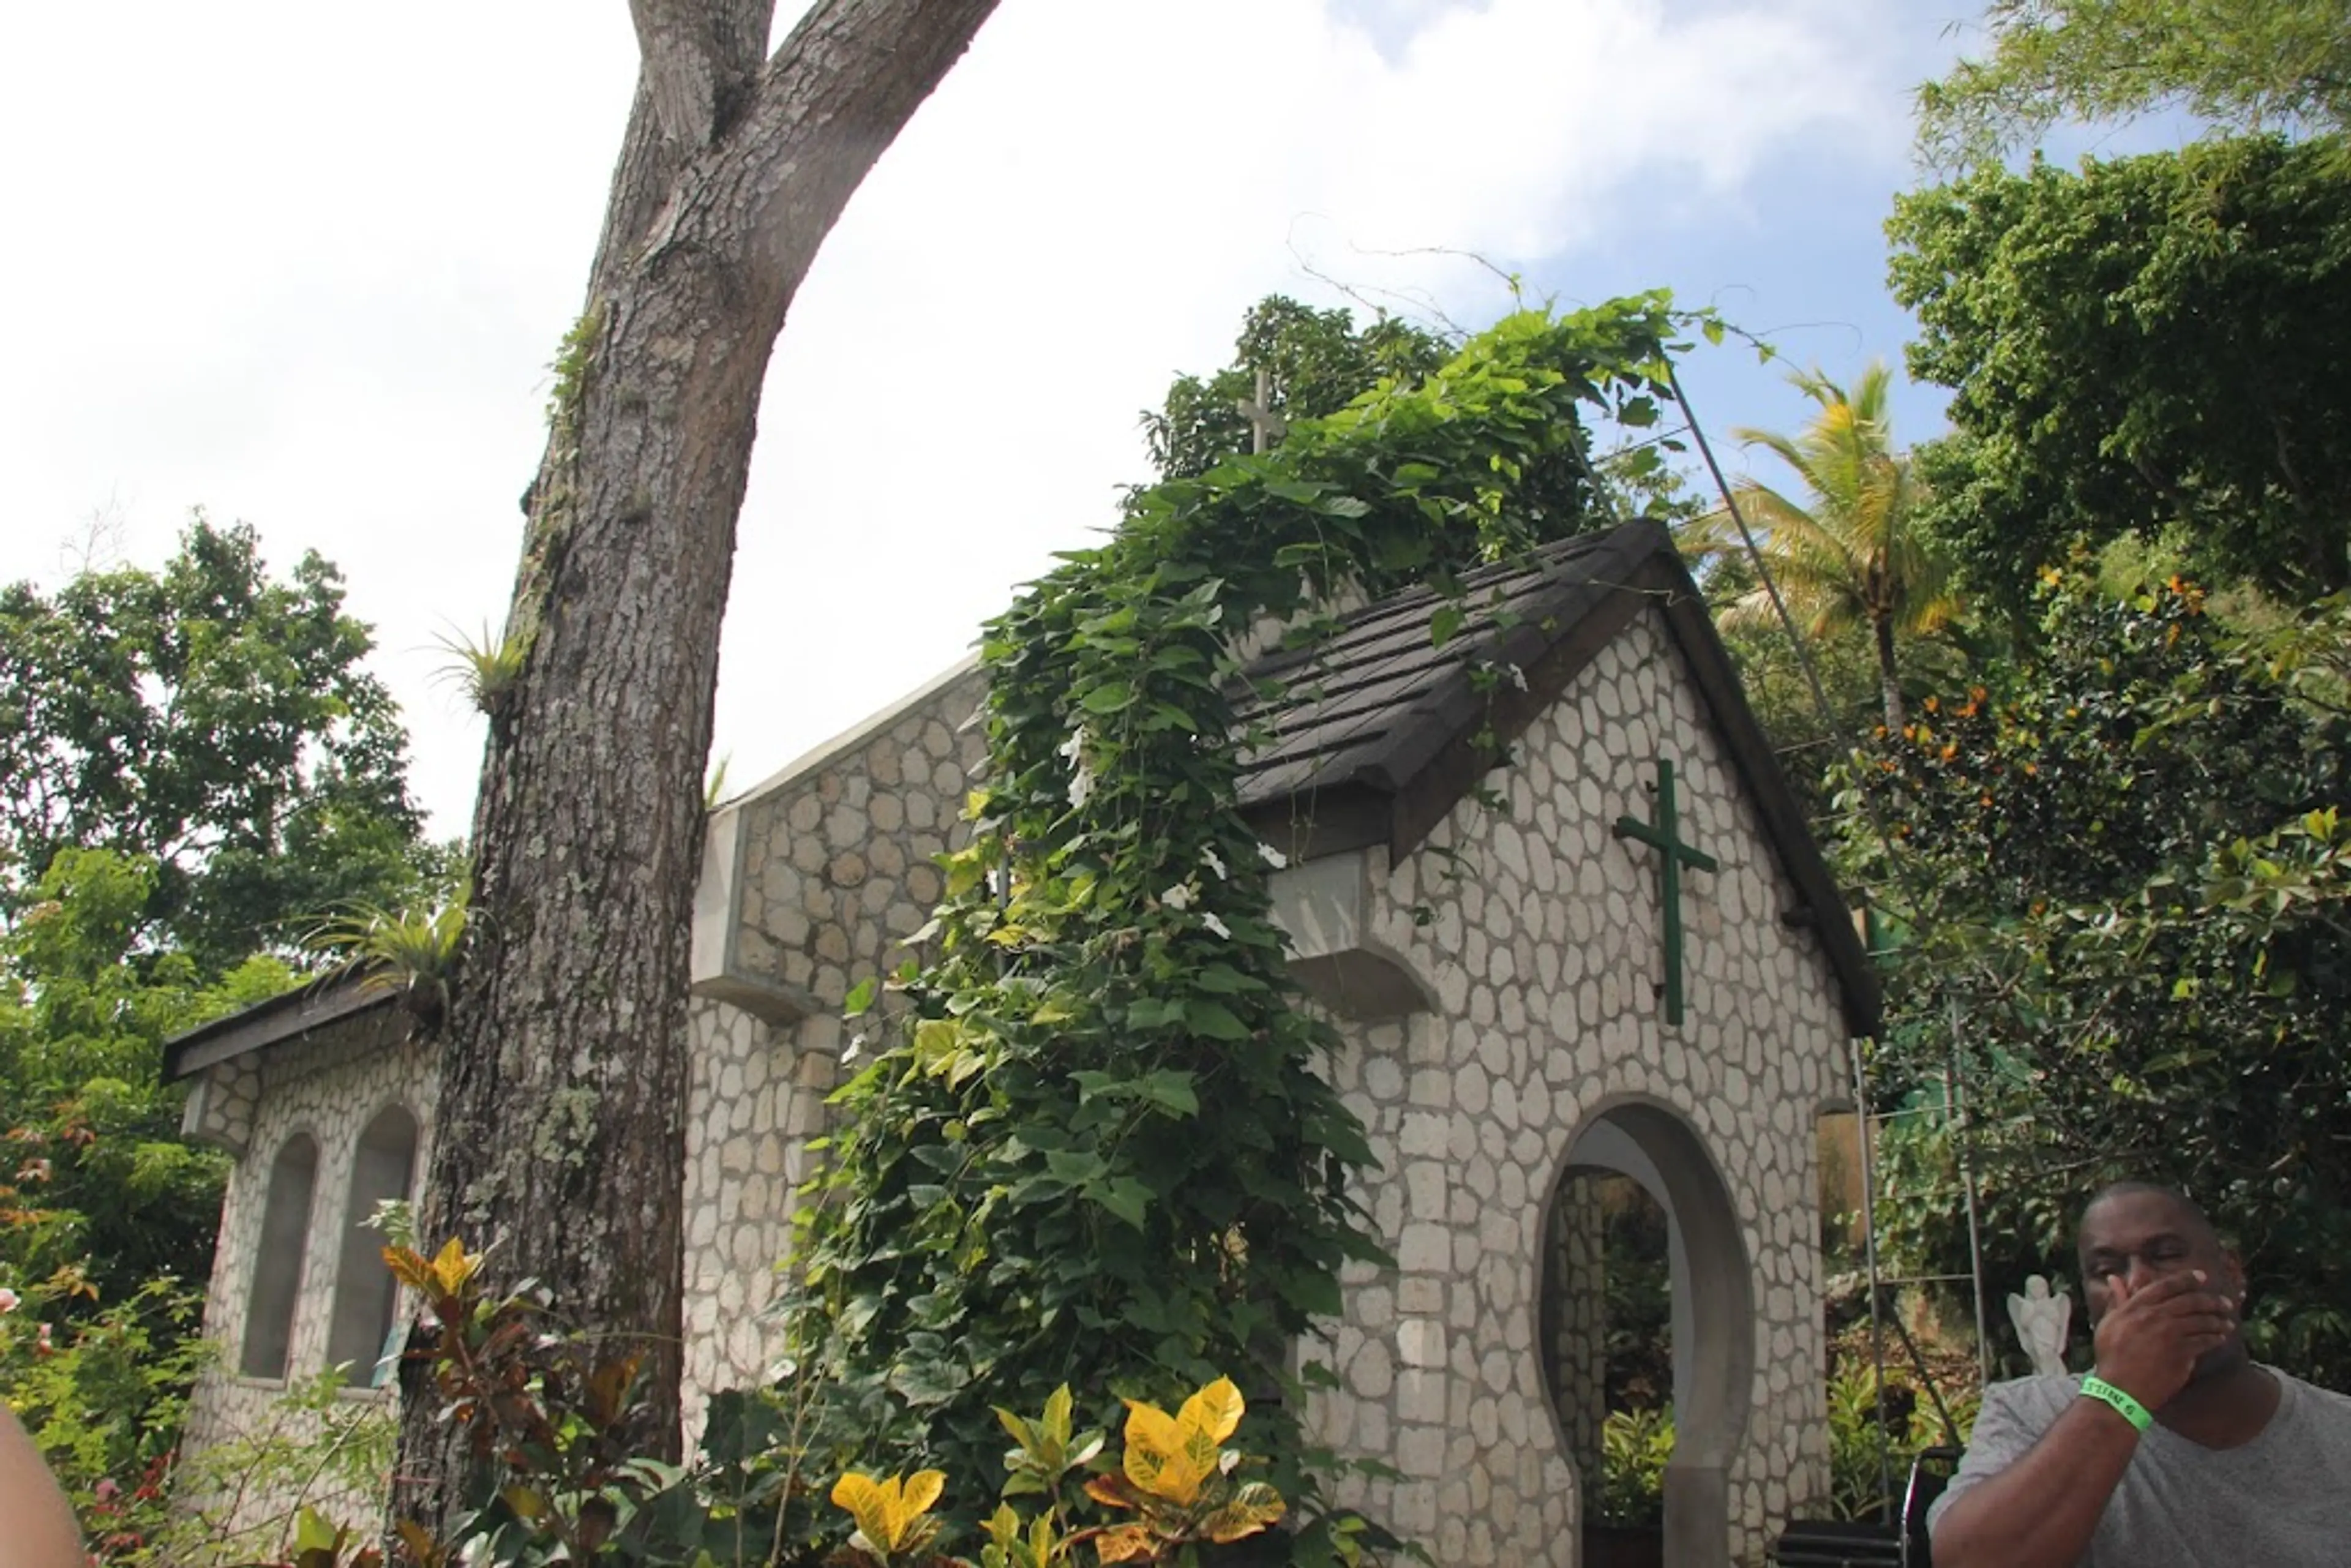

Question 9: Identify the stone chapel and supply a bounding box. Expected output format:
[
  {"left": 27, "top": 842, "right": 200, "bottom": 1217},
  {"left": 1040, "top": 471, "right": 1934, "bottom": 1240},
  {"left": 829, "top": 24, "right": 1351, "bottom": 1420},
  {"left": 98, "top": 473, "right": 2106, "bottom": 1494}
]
[{"left": 164, "top": 518, "right": 1878, "bottom": 1566}]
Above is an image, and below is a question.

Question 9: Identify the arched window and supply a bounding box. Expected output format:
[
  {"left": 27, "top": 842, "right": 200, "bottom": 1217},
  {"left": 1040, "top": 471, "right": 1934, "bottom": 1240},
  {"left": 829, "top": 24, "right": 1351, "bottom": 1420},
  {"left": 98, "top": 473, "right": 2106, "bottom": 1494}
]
[
  {"left": 239, "top": 1133, "right": 319, "bottom": 1379},
  {"left": 325, "top": 1106, "right": 419, "bottom": 1386}
]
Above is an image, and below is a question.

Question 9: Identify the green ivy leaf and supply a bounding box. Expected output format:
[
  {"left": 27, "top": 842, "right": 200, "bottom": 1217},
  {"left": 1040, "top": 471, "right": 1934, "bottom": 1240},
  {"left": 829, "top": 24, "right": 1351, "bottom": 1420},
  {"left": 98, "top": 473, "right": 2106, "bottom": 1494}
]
[
  {"left": 1185, "top": 1000, "right": 1250, "bottom": 1041},
  {"left": 1089, "top": 1176, "right": 1153, "bottom": 1229},
  {"left": 1081, "top": 681, "right": 1136, "bottom": 715}
]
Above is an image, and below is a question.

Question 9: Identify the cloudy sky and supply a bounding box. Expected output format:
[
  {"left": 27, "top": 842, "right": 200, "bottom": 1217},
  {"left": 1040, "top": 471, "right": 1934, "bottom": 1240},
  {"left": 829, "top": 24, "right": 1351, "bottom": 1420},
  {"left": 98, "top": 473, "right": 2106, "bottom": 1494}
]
[{"left": 5, "top": 0, "right": 1989, "bottom": 836}]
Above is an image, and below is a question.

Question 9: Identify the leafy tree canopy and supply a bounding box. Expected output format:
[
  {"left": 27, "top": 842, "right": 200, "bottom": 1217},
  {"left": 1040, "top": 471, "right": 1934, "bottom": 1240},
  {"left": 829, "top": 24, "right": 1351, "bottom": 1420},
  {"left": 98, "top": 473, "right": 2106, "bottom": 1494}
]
[
  {"left": 1837, "top": 567, "right": 2351, "bottom": 1381},
  {"left": 1141, "top": 296, "right": 1450, "bottom": 482},
  {"left": 1, "top": 848, "right": 297, "bottom": 1303},
  {"left": 1916, "top": 0, "right": 2351, "bottom": 169},
  {"left": 1889, "top": 134, "right": 2351, "bottom": 612},
  {"left": 0, "top": 515, "right": 444, "bottom": 972}
]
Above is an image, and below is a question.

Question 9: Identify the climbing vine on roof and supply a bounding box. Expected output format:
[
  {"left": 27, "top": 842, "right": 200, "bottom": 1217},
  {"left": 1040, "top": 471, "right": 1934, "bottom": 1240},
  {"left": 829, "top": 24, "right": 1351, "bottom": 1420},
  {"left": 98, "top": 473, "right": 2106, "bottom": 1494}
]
[{"left": 790, "top": 296, "right": 1701, "bottom": 1529}]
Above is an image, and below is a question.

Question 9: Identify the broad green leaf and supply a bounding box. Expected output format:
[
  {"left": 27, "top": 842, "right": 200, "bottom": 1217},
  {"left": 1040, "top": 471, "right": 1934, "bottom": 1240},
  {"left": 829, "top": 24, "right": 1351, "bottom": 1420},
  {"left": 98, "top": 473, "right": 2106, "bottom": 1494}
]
[
  {"left": 1089, "top": 1176, "right": 1153, "bottom": 1229},
  {"left": 1081, "top": 681, "right": 1136, "bottom": 715},
  {"left": 1185, "top": 999, "right": 1250, "bottom": 1041}
]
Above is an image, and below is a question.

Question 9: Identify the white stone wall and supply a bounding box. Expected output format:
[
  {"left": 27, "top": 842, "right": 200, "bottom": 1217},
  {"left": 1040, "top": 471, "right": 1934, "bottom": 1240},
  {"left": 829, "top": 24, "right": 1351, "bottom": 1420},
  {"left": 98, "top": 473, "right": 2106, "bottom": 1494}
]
[
  {"left": 721, "top": 666, "right": 987, "bottom": 1014},
  {"left": 678, "top": 997, "right": 836, "bottom": 1422},
  {"left": 1307, "top": 609, "right": 1846, "bottom": 1566},
  {"left": 181, "top": 1006, "right": 433, "bottom": 1532},
  {"left": 678, "top": 666, "right": 989, "bottom": 1419}
]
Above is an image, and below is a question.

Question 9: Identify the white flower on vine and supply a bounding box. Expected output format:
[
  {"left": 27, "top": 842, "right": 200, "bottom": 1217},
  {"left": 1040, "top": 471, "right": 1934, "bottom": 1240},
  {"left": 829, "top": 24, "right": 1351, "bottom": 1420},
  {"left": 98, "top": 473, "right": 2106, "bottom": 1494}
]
[
  {"left": 0, "top": 1288, "right": 18, "bottom": 1315},
  {"left": 1504, "top": 662, "right": 1529, "bottom": 691},
  {"left": 1161, "top": 883, "right": 1195, "bottom": 910},
  {"left": 1202, "top": 847, "right": 1228, "bottom": 880},
  {"left": 1059, "top": 729, "right": 1093, "bottom": 809},
  {"left": 1258, "top": 842, "right": 1288, "bottom": 869},
  {"left": 1202, "top": 913, "right": 1232, "bottom": 940}
]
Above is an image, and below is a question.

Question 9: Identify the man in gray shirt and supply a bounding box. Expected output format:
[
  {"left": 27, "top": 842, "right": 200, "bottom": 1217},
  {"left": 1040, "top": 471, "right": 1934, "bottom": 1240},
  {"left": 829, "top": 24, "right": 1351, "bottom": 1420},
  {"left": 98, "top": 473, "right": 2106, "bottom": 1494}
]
[{"left": 1929, "top": 1182, "right": 2351, "bottom": 1565}]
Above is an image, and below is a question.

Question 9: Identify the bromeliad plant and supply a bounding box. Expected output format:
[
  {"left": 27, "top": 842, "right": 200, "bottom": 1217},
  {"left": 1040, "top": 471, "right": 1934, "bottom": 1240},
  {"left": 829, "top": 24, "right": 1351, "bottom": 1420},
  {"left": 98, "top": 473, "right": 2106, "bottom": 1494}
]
[
  {"left": 791, "top": 299, "right": 1706, "bottom": 1522},
  {"left": 832, "top": 1377, "right": 1289, "bottom": 1568}
]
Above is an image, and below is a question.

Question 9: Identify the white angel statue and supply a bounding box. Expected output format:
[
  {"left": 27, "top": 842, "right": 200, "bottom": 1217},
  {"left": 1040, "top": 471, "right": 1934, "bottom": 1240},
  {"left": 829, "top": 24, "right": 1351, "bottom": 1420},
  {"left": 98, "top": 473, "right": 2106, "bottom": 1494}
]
[{"left": 2008, "top": 1274, "right": 2073, "bottom": 1378}]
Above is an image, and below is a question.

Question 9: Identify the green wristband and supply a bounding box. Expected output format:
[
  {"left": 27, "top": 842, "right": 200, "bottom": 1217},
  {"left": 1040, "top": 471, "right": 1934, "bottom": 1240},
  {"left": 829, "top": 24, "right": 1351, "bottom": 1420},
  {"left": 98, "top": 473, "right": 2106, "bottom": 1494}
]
[{"left": 2080, "top": 1375, "right": 2154, "bottom": 1433}]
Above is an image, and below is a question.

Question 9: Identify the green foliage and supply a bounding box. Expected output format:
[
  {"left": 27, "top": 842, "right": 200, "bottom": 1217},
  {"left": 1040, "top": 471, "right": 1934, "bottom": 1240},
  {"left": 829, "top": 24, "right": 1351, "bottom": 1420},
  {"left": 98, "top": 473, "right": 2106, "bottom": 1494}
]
[
  {"left": 1889, "top": 134, "right": 2351, "bottom": 611},
  {"left": 1834, "top": 567, "right": 2351, "bottom": 1384},
  {"left": 364, "top": 1237, "right": 849, "bottom": 1567},
  {"left": 1589, "top": 1180, "right": 1671, "bottom": 1412},
  {"left": 306, "top": 895, "right": 470, "bottom": 1038},
  {"left": 1685, "top": 362, "right": 1954, "bottom": 728},
  {"left": 1583, "top": 1407, "right": 1672, "bottom": 1530},
  {"left": 0, "top": 514, "right": 443, "bottom": 972},
  {"left": 1141, "top": 297, "right": 1449, "bottom": 482},
  {"left": 432, "top": 620, "right": 532, "bottom": 718},
  {"left": 792, "top": 299, "right": 1694, "bottom": 1516},
  {"left": 0, "top": 848, "right": 298, "bottom": 1299},
  {"left": 122, "top": 1369, "right": 397, "bottom": 1567},
  {"left": 0, "top": 1269, "right": 209, "bottom": 1559},
  {"left": 1711, "top": 616, "right": 1976, "bottom": 823},
  {"left": 1916, "top": 0, "right": 2351, "bottom": 170},
  {"left": 329, "top": 1242, "right": 1300, "bottom": 1567},
  {"left": 834, "top": 1378, "right": 1291, "bottom": 1567},
  {"left": 1822, "top": 1354, "right": 1979, "bottom": 1525},
  {"left": 0, "top": 521, "right": 446, "bottom": 1566}
]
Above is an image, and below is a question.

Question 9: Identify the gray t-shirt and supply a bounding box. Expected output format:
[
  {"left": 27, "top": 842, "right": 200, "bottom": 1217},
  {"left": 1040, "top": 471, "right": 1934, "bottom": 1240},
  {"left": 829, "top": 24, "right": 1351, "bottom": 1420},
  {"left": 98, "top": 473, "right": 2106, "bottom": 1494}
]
[{"left": 1927, "top": 1368, "right": 2351, "bottom": 1564}]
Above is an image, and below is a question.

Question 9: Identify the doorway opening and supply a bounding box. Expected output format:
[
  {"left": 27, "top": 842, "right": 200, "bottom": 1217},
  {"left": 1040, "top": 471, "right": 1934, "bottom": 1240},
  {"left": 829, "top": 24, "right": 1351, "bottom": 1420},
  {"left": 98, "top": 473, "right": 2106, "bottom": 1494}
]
[{"left": 1540, "top": 1101, "right": 1753, "bottom": 1567}]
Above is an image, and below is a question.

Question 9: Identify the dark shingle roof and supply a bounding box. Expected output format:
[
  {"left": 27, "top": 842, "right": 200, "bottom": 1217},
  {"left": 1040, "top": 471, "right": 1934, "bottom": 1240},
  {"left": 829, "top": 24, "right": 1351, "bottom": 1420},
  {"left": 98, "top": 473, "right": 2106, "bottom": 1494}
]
[
  {"left": 162, "top": 970, "right": 392, "bottom": 1082},
  {"left": 1235, "top": 527, "right": 1640, "bottom": 812},
  {"left": 1234, "top": 519, "right": 1880, "bottom": 1036}
]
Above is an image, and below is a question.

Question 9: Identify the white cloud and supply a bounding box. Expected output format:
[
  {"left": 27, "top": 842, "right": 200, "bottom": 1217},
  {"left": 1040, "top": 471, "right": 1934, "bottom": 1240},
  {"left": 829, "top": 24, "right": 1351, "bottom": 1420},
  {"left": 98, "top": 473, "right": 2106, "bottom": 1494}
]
[{"left": 1, "top": 0, "right": 1920, "bottom": 836}]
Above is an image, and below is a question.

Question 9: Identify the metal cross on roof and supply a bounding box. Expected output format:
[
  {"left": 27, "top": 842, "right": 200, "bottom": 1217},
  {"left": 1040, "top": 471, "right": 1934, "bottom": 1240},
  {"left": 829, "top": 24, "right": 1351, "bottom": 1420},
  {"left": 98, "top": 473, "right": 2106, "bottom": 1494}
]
[
  {"left": 1613, "top": 757, "right": 1717, "bottom": 1027},
  {"left": 1234, "top": 364, "right": 1289, "bottom": 454}
]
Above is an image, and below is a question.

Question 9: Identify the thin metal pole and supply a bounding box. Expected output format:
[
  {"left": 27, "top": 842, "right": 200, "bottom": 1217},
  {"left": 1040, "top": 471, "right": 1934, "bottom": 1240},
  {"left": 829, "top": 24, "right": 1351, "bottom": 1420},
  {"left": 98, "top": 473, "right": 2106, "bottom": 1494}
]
[
  {"left": 1848, "top": 1034, "right": 1896, "bottom": 1520},
  {"left": 1947, "top": 995, "right": 1993, "bottom": 1385}
]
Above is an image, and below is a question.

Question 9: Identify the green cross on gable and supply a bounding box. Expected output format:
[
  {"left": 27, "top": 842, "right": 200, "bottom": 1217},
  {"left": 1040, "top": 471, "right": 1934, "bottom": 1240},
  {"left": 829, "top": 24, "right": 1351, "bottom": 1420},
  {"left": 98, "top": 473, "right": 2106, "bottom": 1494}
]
[{"left": 1613, "top": 757, "right": 1717, "bottom": 1027}]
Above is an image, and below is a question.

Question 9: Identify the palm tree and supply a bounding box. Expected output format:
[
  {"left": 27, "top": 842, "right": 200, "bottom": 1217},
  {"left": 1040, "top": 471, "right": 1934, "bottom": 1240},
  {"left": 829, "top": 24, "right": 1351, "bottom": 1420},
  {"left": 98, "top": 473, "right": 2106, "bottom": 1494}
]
[{"left": 1698, "top": 362, "right": 1955, "bottom": 730}]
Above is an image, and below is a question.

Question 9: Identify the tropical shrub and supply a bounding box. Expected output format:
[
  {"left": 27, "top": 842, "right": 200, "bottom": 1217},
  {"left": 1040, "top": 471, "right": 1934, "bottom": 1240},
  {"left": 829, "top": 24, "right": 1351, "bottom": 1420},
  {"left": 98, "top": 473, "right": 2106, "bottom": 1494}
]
[
  {"left": 1823, "top": 1352, "right": 1978, "bottom": 1525},
  {"left": 1836, "top": 565, "right": 2351, "bottom": 1386},
  {"left": 0, "top": 1269, "right": 204, "bottom": 1559},
  {"left": 250, "top": 1237, "right": 1302, "bottom": 1567},
  {"left": 1583, "top": 1407, "right": 1672, "bottom": 1530}
]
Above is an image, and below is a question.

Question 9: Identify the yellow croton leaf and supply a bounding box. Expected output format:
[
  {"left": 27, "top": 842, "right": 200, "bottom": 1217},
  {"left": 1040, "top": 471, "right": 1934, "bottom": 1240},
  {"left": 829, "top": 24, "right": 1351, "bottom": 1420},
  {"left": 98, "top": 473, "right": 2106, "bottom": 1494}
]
[
  {"left": 830, "top": 1469, "right": 947, "bottom": 1552},
  {"left": 1202, "top": 1482, "right": 1286, "bottom": 1543},
  {"left": 1177, "top": 1377, "right": 1245, "bottom": 1446},
  {"left": 1083, "top": 1474, "right": 1141, "bottom": 1513},
  {"left": 427, "top": 1237, "right": 481, "bottom": 1297},
  {"left": 1120, "top": 1398, "right": 1209, "bottom": 1507},
  {"left": 1093, "top": 1524, "right": 1157, "bottom": 1565}
]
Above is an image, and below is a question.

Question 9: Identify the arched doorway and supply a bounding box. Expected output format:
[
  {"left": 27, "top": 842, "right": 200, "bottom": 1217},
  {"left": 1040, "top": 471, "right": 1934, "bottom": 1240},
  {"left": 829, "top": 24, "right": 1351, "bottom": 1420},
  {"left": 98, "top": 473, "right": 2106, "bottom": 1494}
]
[{"left": 1541, "top": 1101, "right": 1754, "bottom": 1566}]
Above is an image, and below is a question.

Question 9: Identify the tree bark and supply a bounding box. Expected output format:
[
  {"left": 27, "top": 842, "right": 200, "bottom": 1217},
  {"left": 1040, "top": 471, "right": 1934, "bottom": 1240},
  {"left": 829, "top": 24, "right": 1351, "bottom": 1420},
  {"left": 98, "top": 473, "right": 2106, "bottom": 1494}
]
[
  {"left": 1873, "top": 611, "right": 1904, "bottom": 732},
  {"left": 393, "top": 0, "right": 1002, "bottom": 1536}
]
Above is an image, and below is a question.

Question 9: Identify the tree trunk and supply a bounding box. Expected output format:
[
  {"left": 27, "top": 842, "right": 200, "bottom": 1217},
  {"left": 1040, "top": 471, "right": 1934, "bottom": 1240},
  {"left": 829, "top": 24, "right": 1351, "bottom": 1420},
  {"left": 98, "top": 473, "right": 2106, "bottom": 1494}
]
[
  {"left": 392, "top": 0, "right": 1002, "bottom": 1536},
  {"left": 1873, "top": 611, "right": 1904, "bottom": 731}
]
